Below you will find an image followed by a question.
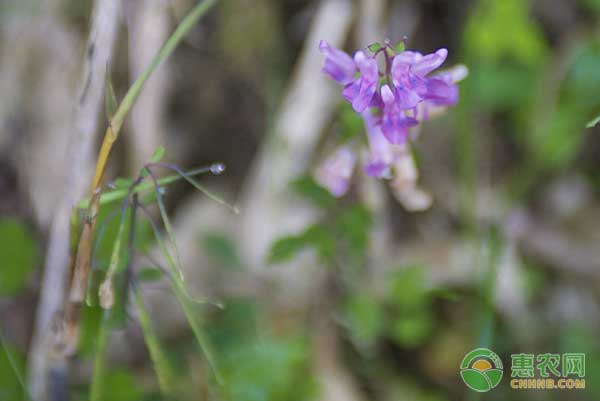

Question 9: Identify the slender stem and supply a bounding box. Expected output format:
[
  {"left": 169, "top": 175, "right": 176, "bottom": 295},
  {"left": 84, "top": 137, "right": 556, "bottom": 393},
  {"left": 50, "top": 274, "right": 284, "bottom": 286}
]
[
  {"left": 110, "top": 0, "right": 218, "bottom": 134},
  {"left": 65, "top": 0, "right": 219, "bottom": 347},
  {"left": 89, "top": 312, "right": 110, "bottom": 401}
]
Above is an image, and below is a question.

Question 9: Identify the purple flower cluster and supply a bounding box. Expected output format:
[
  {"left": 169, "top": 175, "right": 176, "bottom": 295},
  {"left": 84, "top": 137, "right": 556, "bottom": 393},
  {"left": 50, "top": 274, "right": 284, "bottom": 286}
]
[{"left": 315, "top": 40, "right": 465, "bottom": 208}]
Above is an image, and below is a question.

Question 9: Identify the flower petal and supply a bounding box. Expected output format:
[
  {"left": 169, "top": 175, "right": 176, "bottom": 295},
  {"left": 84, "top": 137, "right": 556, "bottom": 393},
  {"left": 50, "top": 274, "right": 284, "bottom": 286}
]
[
  {"left": 319, "top": 40, "right": 357, "bottom": 84},
  {"left": 314, "top": 146, "right": 356, "bottom": 197},
  {"left": 424, "top": 78, "right": 458, "bottom": 105},
  {"left": 344, "top": 51, "right": 378, "bottom": 112},
  {"left": 362, "top": 111, "right": 394, "bottom": 178},
  {"left": 411, "top": 48, "right": 448, "bottom": 76},
  {"left": 381, "top": 101, "right": 419, "bottom": 144}
]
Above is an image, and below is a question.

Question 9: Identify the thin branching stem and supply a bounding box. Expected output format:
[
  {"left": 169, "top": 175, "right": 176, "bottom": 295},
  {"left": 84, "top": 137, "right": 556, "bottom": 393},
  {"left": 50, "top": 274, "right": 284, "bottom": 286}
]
[{"left": 65, "top": 0, "right": 219, "bottom": 353}]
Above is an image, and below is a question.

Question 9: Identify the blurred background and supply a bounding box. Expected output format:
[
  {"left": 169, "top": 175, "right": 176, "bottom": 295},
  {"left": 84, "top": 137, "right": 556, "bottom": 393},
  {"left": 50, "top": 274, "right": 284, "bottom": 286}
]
[{"left": 1, "top": 0, "right": 600, "bottom": 400}]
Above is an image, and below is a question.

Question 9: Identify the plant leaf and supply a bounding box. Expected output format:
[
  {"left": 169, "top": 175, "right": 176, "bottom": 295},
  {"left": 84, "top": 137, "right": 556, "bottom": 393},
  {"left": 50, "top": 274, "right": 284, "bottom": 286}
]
[
  {"left": 367, "top": 42, "right": 383, "bottom": 53},
  {"left": 136, "top": 267, "right": 164, "bottom": 282},
  {"left": 291, "top": 176, "right": 335, "bottom": 208},
  {"left": 587, "top": 113, "right": 600, "bottom": 128},
  {"left": 133, "top": 288, "right": 177, "bottom": 396},
  {"left": 150, "top": 146, "right": 166, "bottom": 163},
  {"left": 0, "top": 218, "right": 38, "bottom": 295},
  {"left": 268, "top": 235, "right": 307, "bottom": 264},
  {"left": 105, "top": 72, "right": 118, "bottom": 121}
]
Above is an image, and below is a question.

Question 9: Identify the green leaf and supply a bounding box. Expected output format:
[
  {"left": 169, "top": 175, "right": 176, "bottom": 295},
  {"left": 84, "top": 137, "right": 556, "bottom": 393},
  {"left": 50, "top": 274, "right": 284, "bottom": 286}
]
[
  {"left": 587, "top": 113, "right": 600, "bottom": 128},
  {"left": 0, "top": 218, "right": 38, "bottom": 295},
  {"left": 529, "top": 104, "right": 587, "bottom": 169},
  {"left": 0, "top": 336, "right": 29, "bottom": 401},
  {"left": 268, "top": 224, "right": 335, "bottom": 264},
  {"left": 367, "top": 42, "right": 383, "bottom": 53},
  {"left": 389, "top": 266, "right": 428, "bottom": 310},
  {"left": 428, "top": 287, "right": 462, "bottom": 302},
  {"left": 463, "top": 0, "right": 548, "bottom": 67},
  {"left": 268, "top": 235, "right": 307, "bottom": 264},
  {"left": 336, "top": 205, "right": 373, "bottom": 256},
  {"left": 113, "top": 178, "right": 133, "bottom": 189},
  {"left": 390, "top": 312, "right": 434, "bottom": 347},
  {"left": 338, "top": 102, "right": 364, "bottom": 142},
  {"left": 201, "top": 232, "right": 242, "bottom": 269},
  {"left": 102, "top": 370, "right": 143, "bottom": 401},
  {"left": 104, "top": 71, "right": 118, "bottom": 121},
  {"left": 291, "top": 175, "right": 335, "bottom": 208},
  {"left": 136, "top": 267, "right": 164, "bottom": 282},
  {"left": 302, "top": 224, "right": 336, "bottom": 262},
  {"left": 395, "top": 41, "right": 405, "bottom": 53},
  {"left": 342, "top": 294, "right": 385, "bottom": 350},
  {"left": 150, "top": 146, "right": 166, "bottom": 163}
]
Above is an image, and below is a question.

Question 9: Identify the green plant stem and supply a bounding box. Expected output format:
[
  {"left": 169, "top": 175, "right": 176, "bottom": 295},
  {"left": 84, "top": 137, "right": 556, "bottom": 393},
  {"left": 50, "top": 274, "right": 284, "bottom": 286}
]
[
  {"left": 110, "top": 0, "right": 218, "bottom": 134},
  {"left": 89, "top": 312, "right": 110, "bottom": 401},
  {"left": 133, "top": 287, "right": 177, "bottom": 397},
  {"left": 68, "top": 0, "right": 219, "bottom": 322}
]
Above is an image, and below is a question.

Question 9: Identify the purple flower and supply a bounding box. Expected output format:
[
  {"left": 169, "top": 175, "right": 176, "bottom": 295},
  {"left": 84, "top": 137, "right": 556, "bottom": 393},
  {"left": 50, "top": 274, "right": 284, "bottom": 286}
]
[
  {"left": 319, "top": 40, "right": 357, "bottom": 85},
  {"left": 391, "top": 48, "right": 451, "bottom": 108},
  {"left": 423, "top": 78, "right": 458, "bottom": 105},
  {"left": 380, "top": 84, "right": 418, "bottom": 144},
  {"left": 416, "top": 65, "right": 468, "bottom": 120},
  {"left": 314, "top": 145, "right": 356, "bottom": 197},
  {"left": 341, "top": 51, "right": 379, "bottom": 112},
  {"left": 362, "top": 110, "right": 395, "bottom": 178},
  {"left": 316, "top": 40, "right": 465, "bottom": 207}
]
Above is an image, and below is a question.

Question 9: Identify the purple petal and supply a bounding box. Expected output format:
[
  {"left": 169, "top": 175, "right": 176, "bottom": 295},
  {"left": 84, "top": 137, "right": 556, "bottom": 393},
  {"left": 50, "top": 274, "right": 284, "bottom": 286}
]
[
  {"left": 395, "top": 86, "right": 423, "bottom": 109},
  {"left": 369, "top": 91, "right": 384, "bottom": 109},
  {"left": 362, "top": 111, "right": 394, "bottom": 178},
  {"left": 394, "top": 51, "right": 423, "bottom": 65},
  {"left": 411, "top": 48, "right": 448, "bottom": 76},
  {"left": 424, "top": 78, "right": 458, "bottom": 105},
  {"left": 365, "top": 162, "right": 391, "bottom": 178},
  {"left": 381, "top": 101, "right": 419, "bottom": 144},
  {"left": 314, "top": 146, "right": 356, "bottom": 197},
  {"left": 342, "top": 80, "right": 360, "bottom": 104},
  {"left": 432, "top": 64, "right": 468, "bottom": 84},
  {"left": 349, "top": 51, "right": 378, "bottom": 112},
  {"left": 319, "top": 40, "right": 357, "bottom": 85},
  {"left": 380, "top": 84, "right": 395, "bottom": 104}
]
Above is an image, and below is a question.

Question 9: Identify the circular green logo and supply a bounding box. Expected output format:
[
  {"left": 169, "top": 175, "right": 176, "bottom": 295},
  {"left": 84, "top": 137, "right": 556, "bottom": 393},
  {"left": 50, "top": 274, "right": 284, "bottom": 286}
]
[{"left": 460, "top": 348, "right": 503, "bottom": 392}]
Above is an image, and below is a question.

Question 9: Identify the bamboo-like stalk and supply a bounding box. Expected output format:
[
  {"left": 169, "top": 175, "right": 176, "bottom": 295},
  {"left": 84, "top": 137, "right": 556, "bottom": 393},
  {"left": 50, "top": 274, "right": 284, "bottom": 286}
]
[
  {"left": 62, "top": 0, "right": 219, "bottom": 356},
  {"left": 27, "top": 1, "right": 120, "bottom": 398}
]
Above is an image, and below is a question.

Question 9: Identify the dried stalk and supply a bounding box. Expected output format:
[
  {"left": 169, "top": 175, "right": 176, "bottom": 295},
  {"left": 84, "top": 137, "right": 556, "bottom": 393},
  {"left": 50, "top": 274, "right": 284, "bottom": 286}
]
[{"left": 27, "top": 1, "right": 120, "bottom": 399}]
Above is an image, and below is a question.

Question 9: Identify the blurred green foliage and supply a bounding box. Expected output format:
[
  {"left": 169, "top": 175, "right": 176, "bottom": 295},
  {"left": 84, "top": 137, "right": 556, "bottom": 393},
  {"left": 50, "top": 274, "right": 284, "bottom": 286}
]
[
  {"left": 463, "top": 0, "right": 600, "bottom": 177},
  {"left": 0, "top": 340, "right": 26, "bottom": 401},
  {"left": 209, "top": 300, "right": 316, "bottom": 401},
  {"left": 463, "top": 0, "right": 548, "bottom": 67},
  {"left": 0, "top": 218, "right": 38, "bottom": 296},
  {"left": 201, "top": 232, "right": 242, "bottom": 269}
]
